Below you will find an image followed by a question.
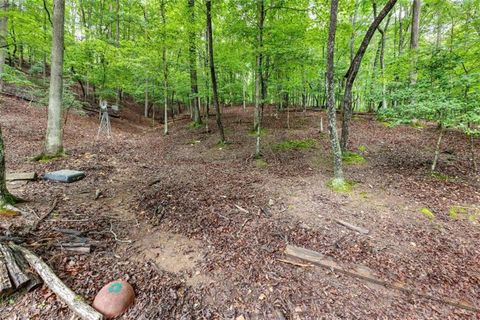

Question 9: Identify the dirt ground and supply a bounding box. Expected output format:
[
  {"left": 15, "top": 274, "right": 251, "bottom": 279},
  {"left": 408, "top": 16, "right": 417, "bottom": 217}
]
[{"left": 0, "top": 96, "right": 479, "bottom": 319}]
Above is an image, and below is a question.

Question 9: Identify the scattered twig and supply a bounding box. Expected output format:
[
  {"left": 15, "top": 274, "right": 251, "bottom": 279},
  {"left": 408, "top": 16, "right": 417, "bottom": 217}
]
[
  {"left": 30, "top": 199, "right": 58, "bottom": 232},
  {"left": 109, "top": 223, "right": 132, "bottom": 244},
  {"left": 234, "top": 204, "right": 250, "bottom": 214}
]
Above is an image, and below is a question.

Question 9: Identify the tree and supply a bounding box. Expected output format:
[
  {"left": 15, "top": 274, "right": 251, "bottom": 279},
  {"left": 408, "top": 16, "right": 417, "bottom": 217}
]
[
  {"left": 206, "top": 0, "right": 225, "bottom": 143},
  {"left": 0, "top": 125, "right": 15, "bottom": 208},
  {"left": 340, "top": 0, "right": 398, "bottom": 151},
  {"left": 410, "top": 0, "right": 421, "bottom": 84},
  {"left": 45, "top": 0, "right": 65, "bottom": 156},
  {"left": 326, "top": 0, "right": 345, "bottom": 188},
  {"left": 188, "top": 0, "right": 201, "bottom": 125},
  {"left": 0, "top": 0, "right": 8, "bottom": 92}
]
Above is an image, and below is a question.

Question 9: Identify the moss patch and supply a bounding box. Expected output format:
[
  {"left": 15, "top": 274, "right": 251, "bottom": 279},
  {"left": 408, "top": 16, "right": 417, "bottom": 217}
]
[
  {"left": 0, "top": 208, "right": 20, "bottom": 217},
  {"left": 273, "top": 138, "right": 317, "bottom": 151},
  {"left": 420, "top": 207, "right": 435, "bottom": 220},
  {"left": 358, "top": 145, "right": 367, "bottom": 153},
  {"left": 32, "top": 152, "right": 65, "bottom": 163},
  {"left": 327, "top": 179, "right": 354, "bottom": 193},
  {"left": 255, "top": 159, "right": 268, "bottom": 169},
  {"left": 342, "top": 151, "right": 366, "bottom": 165}
]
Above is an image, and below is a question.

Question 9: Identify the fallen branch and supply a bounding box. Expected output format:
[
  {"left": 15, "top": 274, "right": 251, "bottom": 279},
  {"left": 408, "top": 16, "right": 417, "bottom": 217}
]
[
  {"left": 335, "top": 219, "right": 370, "bottom": 235},
  {"left": 0, "top": 248, "right": 12, "bottom": 295},
  {"left": 277, "top": 258, "right": 313, "bottom": 268},
  {"left": 10, "top": 244, "right": 103, "bottom": 320},
  {"left": 109, "top": 223, "right": 132, "bottom": 244},
  {"left": 285, "top": 245, "right": 479, "bottom": 313},
  {"left": 30, "top": 199, "right": 58, "bottom": 232},
  {"left": 234, "top": 204, "right": 249, "bottom": 214},
  {"left": 0, "top": 244, "right": 29, "bottom": 288}
]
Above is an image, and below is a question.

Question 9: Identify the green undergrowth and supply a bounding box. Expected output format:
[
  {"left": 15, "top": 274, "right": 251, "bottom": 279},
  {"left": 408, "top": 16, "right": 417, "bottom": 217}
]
[
  {"left": 430, "top": 171, "right": 453, "bottom": 182},
  {"left": 248, "top": 128, "right": 268, "bottom": 137},
  {"left": 327, "top": 178, "right": 355, "bottom": 193},
  {"left": 448, "top": 206, "right": 479, "bottom": 223},
  {"left": 342, "top": 151, "right": 366, "bottom": 165},
  {"left": 273, "top": 138, "right": 317, "bottom": 151},
  {"left": 187, "top": 122, "right": 203, "bottom": 129}
]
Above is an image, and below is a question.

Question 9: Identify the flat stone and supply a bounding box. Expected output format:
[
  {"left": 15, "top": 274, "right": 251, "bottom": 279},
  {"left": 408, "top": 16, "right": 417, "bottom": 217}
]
[
  {"left": 6, "top": 172, "right": 37, "bottom": 181},
  {"left": 93, "top": 280, "right": 135, "bottom": 319},
  {"left": 44, "top": 170, "right": 85, "bottom": 183}
]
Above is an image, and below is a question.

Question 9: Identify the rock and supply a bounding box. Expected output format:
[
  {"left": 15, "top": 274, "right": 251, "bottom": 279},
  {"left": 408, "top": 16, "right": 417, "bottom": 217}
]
[
  {"left": 268, "top": 199, "right": 275, "bottom": 206},
  {"left": 44, "top": 170, "right": 85, "bottom": 183},
  {"left": 92, "top": 280, "right": 134, "bottom": 318},
  {"left": 6, "top": 172, "right": 37, "bottom": 181}
]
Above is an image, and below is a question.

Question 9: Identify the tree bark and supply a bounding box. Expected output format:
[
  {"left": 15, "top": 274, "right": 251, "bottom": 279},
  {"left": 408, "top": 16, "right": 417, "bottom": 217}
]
[
  {"left": 254, "top": 0, "right": 265, "bottom": 157},
  {"left": 188, "top": 0, "right": 201, "bottom": 124},
  {"left": 326, "top": 0, "right": 344, "bottom": 184},
  {"left": 206, "top": 0, "right": 225, "bottom": 143},
  {"left": 161, "top": 0, "right": 168, "bottom": 135},
  {"left": 0, "top": 125, "right": 14, "bottom": 207},
  {"left": 431, "top": 127, "right": 444, "bottom": 172},
  {"left": 0, "top": 0, "right": 8, "bottom": 92},
  {"left": 45, "top": 0, "right": 65, "bottom": 156},
  {"left": 340, "top": 0, "right": 398, "bottom": 151},
  {"left": 410, "top": 0, "right": 421, "bottom": 84}
]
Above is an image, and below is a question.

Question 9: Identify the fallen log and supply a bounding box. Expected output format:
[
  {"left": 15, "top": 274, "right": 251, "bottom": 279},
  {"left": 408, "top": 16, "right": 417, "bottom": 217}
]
[
  {"left": 0, "top": 244, "right": 30, "bottom": 288},
  {"left": 11, "top": 244, "right": 103, "bottom": 320},
  {"left": 285, "top": 245, "right": 479, "bottom": 313},
  {"left": 0, "top": 248, "right": 12, "bottom": 296},
  {"left": 9, "top": 245, "right": 43, "bottom": 292}
]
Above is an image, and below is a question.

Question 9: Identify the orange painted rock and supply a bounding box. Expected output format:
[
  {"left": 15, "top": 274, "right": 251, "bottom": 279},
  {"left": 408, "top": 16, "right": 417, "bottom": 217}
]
[{"left": 92, "top": 280, "right": 135, "bottom": 318}]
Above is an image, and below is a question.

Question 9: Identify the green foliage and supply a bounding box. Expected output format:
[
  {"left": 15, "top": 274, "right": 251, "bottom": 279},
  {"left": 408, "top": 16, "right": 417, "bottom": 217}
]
[
  {"left": 420, "top": 207, "right": 435, "bottom": 220},
  {"left": 327, "top": 179, "right": 354, "bottom": 193},
  {"left": 272, "top": 138, "right": 317, "bottom": 151},
  {"left": 248, "top": 128, "right": 268, "bottom": 137},
  {"left": 448, "top": 206, "right": 480, "bottom": 222},
  {"left": 187, "top": 122, "right": 203, "bottom": 129},
  {"left": 342, "top": 152, "right": 365, "bottom": 165},
  {"left": 2, "top": 65, "right": 35, "bottom": 87},
  {"left": 357, "top": 145, "right": 367, "bottom": 153}
]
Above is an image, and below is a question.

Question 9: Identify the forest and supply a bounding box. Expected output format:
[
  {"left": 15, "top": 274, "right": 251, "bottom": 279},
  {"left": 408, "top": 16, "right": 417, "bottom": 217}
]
[{"left": 0, "top": 0, "right": 479, "bottom": 319}]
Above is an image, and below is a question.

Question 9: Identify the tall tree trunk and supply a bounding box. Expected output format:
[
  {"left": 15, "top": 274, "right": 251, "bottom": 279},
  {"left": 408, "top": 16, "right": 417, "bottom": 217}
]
[
  {"left": 0, "top": 0, "right": 8, "bottom": 92},
  {"left": 144, "top": 79, "right": 149, "bottom": 117},
  {"left": 188, "top": 0, "right": 201, "bottom": 124},
  {"left": 340, "top": 0, "right": 398, "bottom": 151},
  {"left": 326, "top": 0, "right": 344, "bottom": 185},
  {"left": 410, "top": 0, "right": 421, "bottom": 84},
  {"left": 254, "top": 0, "right": 265, "bottom": 157},
  {"left": 45, "top": 0, "right": 65, "bottom": 156},
  {"left": 206, "top": 0, "right": 225, "bottom": 143},
  {"left": 431, "top": 127, "right": 444, "bottom": 172},
  {"left": 0, "top": 125, "right": 14, "bottom": 207},
  {"left": 161, "top": 0, "right": 168, "bottom": 135},
  {"left": 349, "top": 0, "right": 360, "bottom": 63}
]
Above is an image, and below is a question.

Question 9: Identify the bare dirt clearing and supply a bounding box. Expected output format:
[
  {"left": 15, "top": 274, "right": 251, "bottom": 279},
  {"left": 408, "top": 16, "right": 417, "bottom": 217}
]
[{"left": 0, "top": 97, "right": 479, "bottom": 319}]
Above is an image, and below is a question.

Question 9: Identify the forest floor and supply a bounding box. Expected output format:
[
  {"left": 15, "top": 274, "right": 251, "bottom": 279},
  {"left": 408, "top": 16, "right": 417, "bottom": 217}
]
[{"left": 0, "top": 96, "right": 479, "bottom": 319}]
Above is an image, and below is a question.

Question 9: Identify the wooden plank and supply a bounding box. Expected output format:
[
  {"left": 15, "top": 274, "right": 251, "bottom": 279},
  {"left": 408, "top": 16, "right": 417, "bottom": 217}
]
[
  {"left": 6, "top": 172, "right": 37, "bottom": 181},
  {"left": 11, "top": 244, "right": 103, "bottom": 320},
  {"left": 285, "top": 245, "right": 479, "bottom": 313},
  {"left": 335, "top": 219, "right": 370, "bottom": 234}
]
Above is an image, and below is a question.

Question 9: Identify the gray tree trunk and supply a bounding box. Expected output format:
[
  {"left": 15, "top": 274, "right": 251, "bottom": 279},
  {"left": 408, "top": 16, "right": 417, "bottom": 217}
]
[
  {"left": 254, "top": 0, "right": 265, "bottom": 157},
  {"left": 188, "top": 0, "right": 201, "bottom": 124},
  {"left": 340, "top": 0, "right": 398, "bottom": 151},
  {"left": 45, "top": 0, "right": 65, "bottom": 156},
  {"left": 410, "top": 0, "right": 421, "bottom": 84},
  {"left": 206, "top": 0, "right": 225, "bottom": 143},
  {"left": 161, "top": 0, "right": 168, "bottom": 135},
  {"left": 0, "top": 125, "right": 14, "bottom": 207},
  {"left": 326, "top": 0, "right": 344, "bottom": 185},
  {"left": 0, "top": 0, "right": 8, "bottom": 92}
]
